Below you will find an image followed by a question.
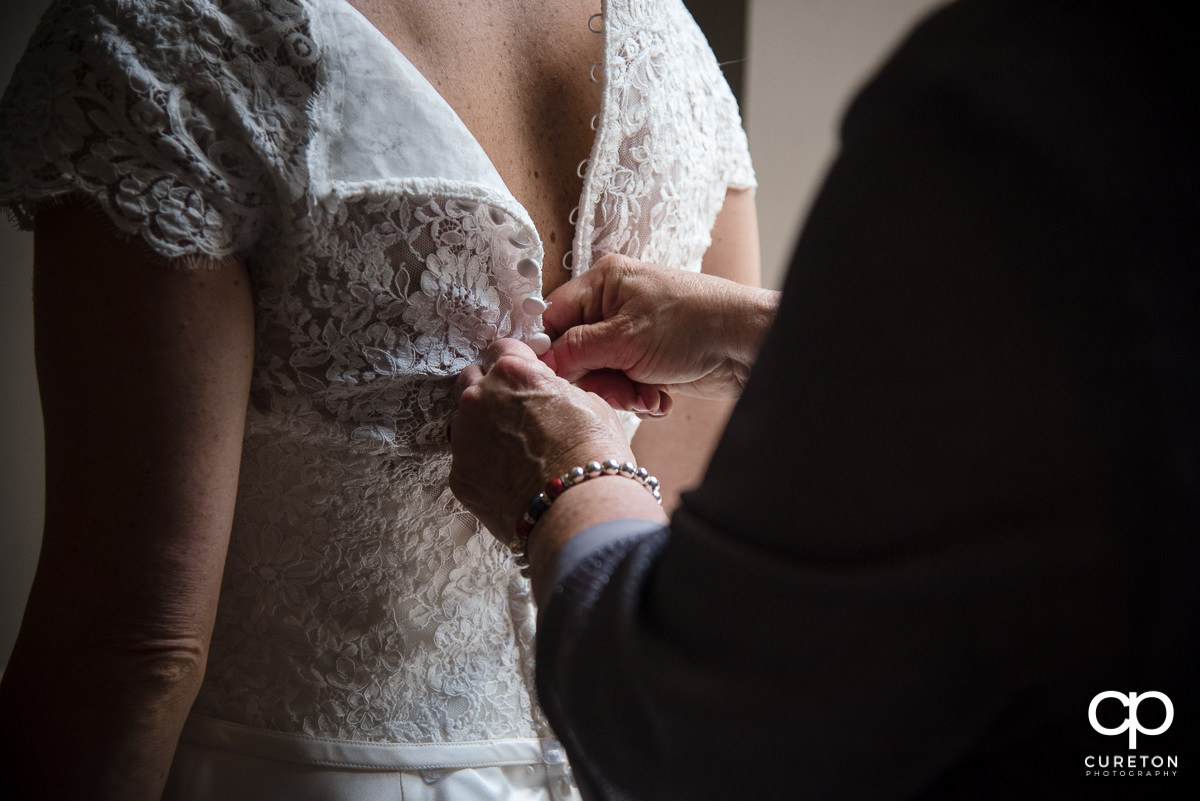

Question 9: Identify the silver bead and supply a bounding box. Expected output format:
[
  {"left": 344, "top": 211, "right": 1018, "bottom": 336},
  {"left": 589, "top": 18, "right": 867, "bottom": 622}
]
[
  {"left": 585, "top": 461, "right": 603, "bottom": 478},
  {"left": 645, "top": 475, "right": 659, "bottom": 490},
  {"left": 601, "top": 459, "right": 620, "bottom": 475},
  {"left": 619, "top": 461, "right": 637, "bottom": 478},
  {"left": 566, "top": 466, "right": 586, "bottom": 485}
]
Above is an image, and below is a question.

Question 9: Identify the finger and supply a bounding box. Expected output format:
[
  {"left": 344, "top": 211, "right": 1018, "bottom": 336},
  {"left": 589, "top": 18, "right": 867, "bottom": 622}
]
[
  {"left": 575, "top": 372, "right": 672, "bottom": 417},
  {"left": 638, "top": 384, "right": 673, "bottom": 417},
  {"left": 544, "top": 254, "right": 652, "bottom": 339},
  {"left": 480, "top": 337, "right": 538, "bottom": 372},
  {"left": 575, "top": 370, "right": 640, "bottom": 411},
  {"left": 453, "top": 364, "right": 484, "bottom": 401},
  {"left": 542, "top": 269, "right": 604, "bottom": 340},
  {"left": 546, "top": 317, "right": 637, "bottom": 383}
]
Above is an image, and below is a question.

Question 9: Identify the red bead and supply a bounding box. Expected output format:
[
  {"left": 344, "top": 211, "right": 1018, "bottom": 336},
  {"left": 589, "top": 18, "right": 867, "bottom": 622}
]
[
  {"left": 515, "top": 518, "right": 533, "bottom": 538},
  {"left": 545, "top": 477, "right": 566, "bottom": 500}
]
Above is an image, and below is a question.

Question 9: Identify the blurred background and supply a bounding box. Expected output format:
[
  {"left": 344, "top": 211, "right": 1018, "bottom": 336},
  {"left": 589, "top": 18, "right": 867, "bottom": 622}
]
[{"left": 1, "top": 0, "right": 944, "bottom": 671}]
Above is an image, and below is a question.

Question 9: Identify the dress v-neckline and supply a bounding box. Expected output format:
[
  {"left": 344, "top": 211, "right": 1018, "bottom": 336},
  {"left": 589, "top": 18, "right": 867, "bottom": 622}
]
[{"left": 333, "top": 0, "right": 609, "bottom": 278}]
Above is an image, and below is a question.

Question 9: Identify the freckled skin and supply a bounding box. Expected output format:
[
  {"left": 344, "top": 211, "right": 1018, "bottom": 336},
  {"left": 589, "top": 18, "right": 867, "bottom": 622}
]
[{"left": 348, "top": 0, "right": 603, "bottom": 294}]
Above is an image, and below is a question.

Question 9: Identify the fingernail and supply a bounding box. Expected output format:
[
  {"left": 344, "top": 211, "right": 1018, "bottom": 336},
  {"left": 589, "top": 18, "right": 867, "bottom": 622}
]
[{"left": 636, "top": 388, "right": 662, "bottom": 412}]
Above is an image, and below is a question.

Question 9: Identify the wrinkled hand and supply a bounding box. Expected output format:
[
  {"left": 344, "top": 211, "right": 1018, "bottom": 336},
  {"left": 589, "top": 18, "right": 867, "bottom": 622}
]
[
  {"left": 449, "top": 339, "right": 634, "bottom": 542},
  {"left": 542, "top": 254, "right": 779, "bottom": 414}
]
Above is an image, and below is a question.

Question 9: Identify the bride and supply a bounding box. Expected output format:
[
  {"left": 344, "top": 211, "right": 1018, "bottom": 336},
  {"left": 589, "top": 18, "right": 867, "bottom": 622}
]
[{"left": 0, "top": 0, "right": 759, "bottom": 798}]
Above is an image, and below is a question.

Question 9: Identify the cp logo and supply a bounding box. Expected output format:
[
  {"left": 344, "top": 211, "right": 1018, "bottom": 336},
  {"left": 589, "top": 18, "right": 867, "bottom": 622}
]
[{"left": 1088, "top": 691, "right": 1174, "bottom": 749}]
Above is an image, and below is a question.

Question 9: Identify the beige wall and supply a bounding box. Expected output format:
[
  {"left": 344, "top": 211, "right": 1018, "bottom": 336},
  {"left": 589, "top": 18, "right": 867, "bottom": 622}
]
[
  {"left": 744, "top": 0, "right": 947, "bottom": 288},
  {"left": 0, "top": 0, "right": 948, "bottom": 668}
]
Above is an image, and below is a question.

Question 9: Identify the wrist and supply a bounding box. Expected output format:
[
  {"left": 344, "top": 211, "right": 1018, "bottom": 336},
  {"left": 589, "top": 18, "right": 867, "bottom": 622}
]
[
  {"left": 720, "top": 286, "right": 780, "bottom": 390},
  {"left": 510, "top": 459, "right": 661, "bottom": 577},
  {"left": 528, "top": 475, "right": 669, "bottom": 597}
]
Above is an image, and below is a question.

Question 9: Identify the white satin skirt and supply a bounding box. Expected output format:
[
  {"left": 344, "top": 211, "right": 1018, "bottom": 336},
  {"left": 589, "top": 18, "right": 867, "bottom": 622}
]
[{"left": 163, "top": 716, "right": 580, "bottom": 801}]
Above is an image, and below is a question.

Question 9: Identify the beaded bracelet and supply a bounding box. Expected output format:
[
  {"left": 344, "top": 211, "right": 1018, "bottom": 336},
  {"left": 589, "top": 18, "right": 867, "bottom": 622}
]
[{"left": 509, "top": 459, "right": 662, "bottom": 577}]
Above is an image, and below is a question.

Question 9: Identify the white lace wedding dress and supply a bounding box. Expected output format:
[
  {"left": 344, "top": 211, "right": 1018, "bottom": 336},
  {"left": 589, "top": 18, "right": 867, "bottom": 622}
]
[{"left": 0, "top": 0, "right": 754, "bottom": 797}]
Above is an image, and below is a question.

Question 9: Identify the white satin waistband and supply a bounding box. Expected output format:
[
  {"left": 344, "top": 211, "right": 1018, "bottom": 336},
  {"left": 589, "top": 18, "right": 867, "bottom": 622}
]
[{"left": 179, "top": 715, "right": 570, "bottom": 772}]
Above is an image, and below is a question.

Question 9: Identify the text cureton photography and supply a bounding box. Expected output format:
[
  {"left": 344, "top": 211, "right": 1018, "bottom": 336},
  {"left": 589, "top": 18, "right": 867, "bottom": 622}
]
[{"left": 1085, "top": 691, "right": 1180, "bottom": 780}]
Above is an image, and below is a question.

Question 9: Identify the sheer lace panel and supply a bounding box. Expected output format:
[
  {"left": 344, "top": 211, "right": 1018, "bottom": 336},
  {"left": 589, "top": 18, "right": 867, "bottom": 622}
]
[
  {"left": 250, "top": 192, "right": 543, "bottom": 446},
  {"left": 573, "top": 0, "right": 755, "bottom": 275}
]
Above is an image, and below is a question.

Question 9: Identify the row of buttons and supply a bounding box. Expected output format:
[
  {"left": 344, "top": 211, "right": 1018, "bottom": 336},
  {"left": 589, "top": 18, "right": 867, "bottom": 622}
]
[
  {"left": 505, "top": 223, "right": 553, "bottom": 355},
  {"left": 509, "top": 12, "right": 603, "bottom": 359}
]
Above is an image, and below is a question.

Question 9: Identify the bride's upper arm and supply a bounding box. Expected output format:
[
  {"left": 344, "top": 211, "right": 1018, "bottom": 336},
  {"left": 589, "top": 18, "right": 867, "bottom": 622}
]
[
  {"left": 30, "top": 197, "right": 254, "bottom": 643},
  {"left": 700, "top": 188, "right": 762, "bottom": 287}
]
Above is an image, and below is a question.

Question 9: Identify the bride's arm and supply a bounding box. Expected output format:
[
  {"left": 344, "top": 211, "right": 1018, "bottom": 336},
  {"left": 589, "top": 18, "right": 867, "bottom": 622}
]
[
  {"left": 0, "top": 200, "right": 254, "bottom": 800},
  {"left": 630, "top": 188, "right": 761, "bottom": 510}
]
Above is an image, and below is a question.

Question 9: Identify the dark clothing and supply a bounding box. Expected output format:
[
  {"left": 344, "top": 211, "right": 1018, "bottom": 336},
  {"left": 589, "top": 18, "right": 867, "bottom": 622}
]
[{"left": 536, "top": 1, "right": 1199, "bottom": 798}]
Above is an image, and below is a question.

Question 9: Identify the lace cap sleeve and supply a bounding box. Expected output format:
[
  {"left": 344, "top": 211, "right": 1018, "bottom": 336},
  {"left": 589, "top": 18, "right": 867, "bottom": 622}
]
[
  {"left": 714, "top": 84, "right": 756, "bottom": 193},
  {"left": 0, "top": 0, "right": 316, "bottom": 261},
  {"left": 702, "top": 50, "right": 755, "bottom": 193},
  {"left": 675, "top": 1, "right": 755, "bottom": 193}
]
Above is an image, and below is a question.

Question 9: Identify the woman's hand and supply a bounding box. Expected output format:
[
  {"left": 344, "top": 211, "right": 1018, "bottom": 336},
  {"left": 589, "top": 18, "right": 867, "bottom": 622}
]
[
  {"left": 541, "top": 254, "right": 780, "bottom": 414},
  {"left": 449, "top": 339, "right": 634, "bottom": 541}
]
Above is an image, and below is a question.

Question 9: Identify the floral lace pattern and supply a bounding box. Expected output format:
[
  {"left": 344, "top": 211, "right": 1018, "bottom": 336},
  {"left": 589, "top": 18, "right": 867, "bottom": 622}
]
[
  {"left": 0, "top": 0, "right": 315, "bottom": 255},
  {"left": 0, "top": 0, "right": 753, "bottom": 745},
  {"left": 574, "top": 0, "right": 755, "bottom": 275}
]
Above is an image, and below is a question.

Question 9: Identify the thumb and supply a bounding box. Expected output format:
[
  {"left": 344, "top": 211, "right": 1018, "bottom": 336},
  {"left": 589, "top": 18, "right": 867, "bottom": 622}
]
[
  {"left": 546, "top": 317, "right": 637, "bottom": 384},
  {"left": 542, "top": 270, "right": 602, "bottom": 340}
]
